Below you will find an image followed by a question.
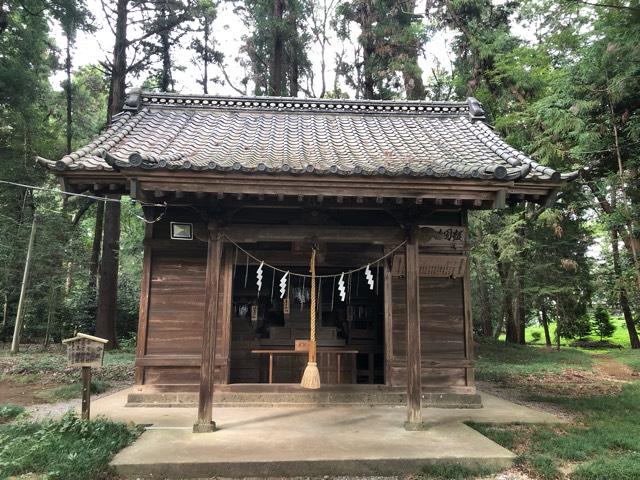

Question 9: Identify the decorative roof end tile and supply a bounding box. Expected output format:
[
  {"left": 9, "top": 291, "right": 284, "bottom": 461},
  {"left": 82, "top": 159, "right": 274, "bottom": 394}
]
[
  {"left": 123, "top": 88, "right": 143, "bottom": 112},
  {"left": 467, "top": 97, "right": 486, "bottom": 122}
]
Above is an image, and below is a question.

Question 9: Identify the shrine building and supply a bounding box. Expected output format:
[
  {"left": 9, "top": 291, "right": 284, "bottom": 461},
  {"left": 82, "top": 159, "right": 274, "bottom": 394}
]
[{"left": 39, "top": 91, "right": 574, "bottom": 430}]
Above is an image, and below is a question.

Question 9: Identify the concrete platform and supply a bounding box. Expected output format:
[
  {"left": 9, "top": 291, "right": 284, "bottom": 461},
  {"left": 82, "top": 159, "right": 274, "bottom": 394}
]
[
  {"left": 93, "top": 388, "right": 564, "bottom": 479},
  {"left": 126, "top": 387, "right": 482, "bottom": 409}
]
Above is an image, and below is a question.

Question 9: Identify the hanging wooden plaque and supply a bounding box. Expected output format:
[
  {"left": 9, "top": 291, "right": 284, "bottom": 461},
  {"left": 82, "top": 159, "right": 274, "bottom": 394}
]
[
  {"left": 391, "top": 254, "right": 467, "bottom": 278},
  {"left": 419, "top": 225, "right": 467, "bottom": 250}
]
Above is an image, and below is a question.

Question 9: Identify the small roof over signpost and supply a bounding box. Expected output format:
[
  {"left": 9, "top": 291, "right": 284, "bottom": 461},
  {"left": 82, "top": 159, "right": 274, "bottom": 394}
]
[
  {"left": 62, "top": 333, "right": 109, "bottom": 420},
  {"left": 63, "top": 333, "right": 109, "bottom": 369}
]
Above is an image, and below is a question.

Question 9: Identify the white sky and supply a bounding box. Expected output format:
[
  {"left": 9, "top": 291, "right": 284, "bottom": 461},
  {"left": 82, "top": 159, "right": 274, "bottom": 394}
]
[
  {"left": 49, "top": 0, "right": 461, "bottom": 98},
  {"left": 49, "top": 0, "right": 537, "bottom": 98}
]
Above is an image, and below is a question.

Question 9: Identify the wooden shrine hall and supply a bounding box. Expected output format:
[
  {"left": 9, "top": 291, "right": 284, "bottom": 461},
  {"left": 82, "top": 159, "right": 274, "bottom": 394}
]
[{"left": 39, "top": 91, "right": 574, "bottom": 431}]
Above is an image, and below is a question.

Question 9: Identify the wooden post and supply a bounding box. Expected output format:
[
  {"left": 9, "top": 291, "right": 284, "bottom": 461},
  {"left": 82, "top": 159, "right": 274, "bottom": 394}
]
[
  {"left": 462, "top": 211, "right": 475, "bottom": 390},
  {"left": 11, "top": 213, "right": 37, "bottom": 354},
  {"left": 135, "top": 224, "right": 153, "bottom": 385},
  {"left": 193, "top": 222, "right": 223, "bottom": 433},
  {"left": 405, "top": 225, "right": 423, "bottom": 429},
  {"left": 81, "top": 366, "right": 91, "bottom": 420}
]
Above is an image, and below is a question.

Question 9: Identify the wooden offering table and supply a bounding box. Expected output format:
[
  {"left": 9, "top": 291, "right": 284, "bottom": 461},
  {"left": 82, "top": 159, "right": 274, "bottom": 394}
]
[{"left": 252, "top": 348, "right": 359, "bottom": 384}]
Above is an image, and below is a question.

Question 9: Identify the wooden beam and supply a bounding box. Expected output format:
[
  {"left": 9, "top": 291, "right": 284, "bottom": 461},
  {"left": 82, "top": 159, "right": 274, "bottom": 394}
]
[
  {"left": 134, "top": 224, "right": 153, "bottom": 385},
  {"left": 223, "top": 224, "right": 403, "bottom": 244},
  {"left": 383, "top": 257, "right": 393, "bottom": 385},
  {"left": 405, "top": 226, "right": 423, "bottom": 429},
  {"left": 194, "top": 223, "right": 223, "bottom": 433},
  {"left": 462, "top": 211, "right": 475, "bottom": 391}
]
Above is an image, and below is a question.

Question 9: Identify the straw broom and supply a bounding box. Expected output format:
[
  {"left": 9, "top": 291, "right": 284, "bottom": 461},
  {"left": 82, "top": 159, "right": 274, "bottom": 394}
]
[{"left": 300, "top": 247, "right": 321, "bottom": 389}]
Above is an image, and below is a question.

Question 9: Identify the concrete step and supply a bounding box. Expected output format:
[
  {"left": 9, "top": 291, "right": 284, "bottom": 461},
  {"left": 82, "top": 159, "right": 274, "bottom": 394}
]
[
  {"left": 111, "top": 408, "right": 515, "bottom": 479},
  {"left": 126, "top": 391, "right": 482, "bottom": 409}
]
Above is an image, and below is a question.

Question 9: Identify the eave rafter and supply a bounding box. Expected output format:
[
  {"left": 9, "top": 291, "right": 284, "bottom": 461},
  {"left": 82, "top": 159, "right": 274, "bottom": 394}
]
[{"left": 58, "top": 170, "right": 564, "bottom": 210}]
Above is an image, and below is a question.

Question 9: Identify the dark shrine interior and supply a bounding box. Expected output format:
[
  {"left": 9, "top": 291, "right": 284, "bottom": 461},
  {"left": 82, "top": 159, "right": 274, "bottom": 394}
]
[{"left": 229, "top": 258, "right": 385, "bottom": 386}]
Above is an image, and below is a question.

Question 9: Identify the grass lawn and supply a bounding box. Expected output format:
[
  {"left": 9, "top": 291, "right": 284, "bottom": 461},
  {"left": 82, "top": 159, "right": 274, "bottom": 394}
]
[
  {"left": 0, "top": 346, "right": 135, "bottom": 404},
  {"left": 470, "top": 341, "right": 640, "bottom": 480},
  {"left": 0, "top": 412, "right": 141, "bottom": 479},
  {"left": 520, "top": 317, "right": 631, "bottom": 348},
  {"left": 475, "top": 341, "right": 593, "bottom": 383}
]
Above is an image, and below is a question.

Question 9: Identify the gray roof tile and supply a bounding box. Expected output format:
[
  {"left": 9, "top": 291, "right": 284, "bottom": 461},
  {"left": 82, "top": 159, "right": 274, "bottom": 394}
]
[{"left": 43, "top": 92, "right": 574, "bottom": 182}]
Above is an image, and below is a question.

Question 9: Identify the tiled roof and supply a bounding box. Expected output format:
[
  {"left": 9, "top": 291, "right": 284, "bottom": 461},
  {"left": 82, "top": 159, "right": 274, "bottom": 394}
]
[{"left": 40, "top": 91, "right": 576, "bottom": 182}]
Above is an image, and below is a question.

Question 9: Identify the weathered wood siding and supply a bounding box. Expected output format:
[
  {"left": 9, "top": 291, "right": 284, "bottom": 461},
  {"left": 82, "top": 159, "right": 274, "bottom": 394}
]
[
  {"left": 389, "top": 276, "right": 468, "bottom": 389},
  {"left": 136, "top": 218, "right": 232, "bottom": 385}
]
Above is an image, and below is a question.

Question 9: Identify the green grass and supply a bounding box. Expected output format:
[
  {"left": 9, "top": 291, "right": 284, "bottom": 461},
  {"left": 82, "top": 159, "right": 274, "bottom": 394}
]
[
  {"left": 471, "top": 347, "right": 640, "bottom": 480},
  {"left": 475, "top": 340, "right": 593, "bottom": 383},
  {"left": 609, "top": 349, "right": 640, "bottom": 373},
  {"left": 35, "top": 379, "right": 111, "bottom": 402},
  {"left": 0, "top": 412, "right": 141, "bottom": 480},
  {"left": 0, "top": 349, "right": 135, "bottom": 384},
  {"left": 523, "top": 317, "right": 631, "bottom": 348},
  {"left": 418, "top": 463, "right": 499, "bottom": 479},
  {"left": 0, "top": 404, "right": 26, "bottom": 423}
]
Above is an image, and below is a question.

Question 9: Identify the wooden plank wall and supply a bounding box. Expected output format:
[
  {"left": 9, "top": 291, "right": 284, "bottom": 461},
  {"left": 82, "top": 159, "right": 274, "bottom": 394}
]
[
  {"left": 136, "top": 243, "right": 232, "bottom": 386},
  {"left": 388, "top": 275, "right": 470, "bottom": 391}
]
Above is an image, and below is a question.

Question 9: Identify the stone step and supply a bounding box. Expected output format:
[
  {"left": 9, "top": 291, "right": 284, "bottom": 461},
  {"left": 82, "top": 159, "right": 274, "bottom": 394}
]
[{"left": 126, "top": 391, "right": 482, "bottom": 409}]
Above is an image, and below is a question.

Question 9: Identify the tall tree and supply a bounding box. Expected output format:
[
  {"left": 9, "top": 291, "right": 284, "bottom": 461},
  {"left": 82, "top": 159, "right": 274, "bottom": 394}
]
[
  {"left": 240, "top": 0, "right": 312, "bottom": 96},
  {"left": 190, "top": 0, "right": 222, "bottom": 94}
]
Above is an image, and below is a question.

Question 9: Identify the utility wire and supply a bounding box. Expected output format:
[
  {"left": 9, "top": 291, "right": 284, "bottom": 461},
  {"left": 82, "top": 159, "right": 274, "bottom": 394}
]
[{"left": 0, "top": 179, "right": 169, "bottom": 224}]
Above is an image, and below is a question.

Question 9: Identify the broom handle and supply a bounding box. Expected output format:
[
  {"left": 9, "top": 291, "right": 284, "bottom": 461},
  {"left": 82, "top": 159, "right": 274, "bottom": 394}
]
[{"left": 309, "top": 248, "right": 317, "bottom": 363}]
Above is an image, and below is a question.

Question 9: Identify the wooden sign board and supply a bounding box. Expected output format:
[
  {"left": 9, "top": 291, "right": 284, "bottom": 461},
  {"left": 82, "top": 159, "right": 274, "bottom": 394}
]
[
  {"left": 295, "top": 339, "right": 310, "bottom": 351},
  {"left": 419, "top": 225, "right": 467, "bottom": 250},
  {"left": 62, "top": 333, "right": 108, "bottom": 368},
  {"left": 392, "top": 254, "right": 467, "bottom": 278}
]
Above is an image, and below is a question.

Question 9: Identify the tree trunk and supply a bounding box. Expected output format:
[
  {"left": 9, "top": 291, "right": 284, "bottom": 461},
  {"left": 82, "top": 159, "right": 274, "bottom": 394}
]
[
  {"left": 400, "top": 0, "right": 425, "bottom": 100},
  {"left": 107, "top": 0, "right": 129, "bottom": 123},
  {"left": 516, "top": 273, "right": 526, "bottom": 344},
  {"left": 360, "top": 0, "right": 375, "bottom": 99},
  {"left": 611, "top": 226, "right": 640, "bottom": 349},
  {"left": 159, "top": 3, "right": 172, "bottom": 92},
  {"left": 473, "top": 258, "right": 493, "bottom": 337},
  {"left": 540, "top": 304, "right": 552, "bottom": 347},
  {"left": 269, "top": 0, "right": 284, "bottom": 96},
  {"left": 11, "top": 213, "right": 37, "bottom": 354},
  {"left": 203, "top": 17, "right": 209, "bottom": 94},
  {"left": 44, "top": 283, "right": 56, "bottom": 347},
  {"left": 504, "top": 291, "right": 518, "bottom": 344},
  {"left": 65, "top": 35, "right": 73, "bottom": 154},
  {"left": 95, "top": 199, "right": 121, "bottom": 349},
  {"left": 89, "top": 200, "right": 105, "bottom": 293},
  {"left": 495, "top": 246, "right": 518, "bottom": 344}
]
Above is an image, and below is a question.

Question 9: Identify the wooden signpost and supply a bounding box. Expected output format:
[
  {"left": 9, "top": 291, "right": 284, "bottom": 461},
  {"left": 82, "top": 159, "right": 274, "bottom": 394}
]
[{"left": 62, "top": 333, "right": 108, "bottom": 420}]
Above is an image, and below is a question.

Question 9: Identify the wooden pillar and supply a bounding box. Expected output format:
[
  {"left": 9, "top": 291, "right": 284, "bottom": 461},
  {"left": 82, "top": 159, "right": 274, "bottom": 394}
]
[
  {"left": 383, "top": 256, "right": 393, "bottom": 385},
  {"left": 193, "top": 222, "right": 223, "bottom": 433},
  {"left": 405, "top": 226, "right": 423, "bottom": 429},
  {"left": 462, "top": 210, "right": 475, "bottom": 390},
  {"left": 135, "top": 224, "right": 153, "bottom": 385},
  {"left": 81, "top": 366, "right": 92, "bottom": 420}
]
